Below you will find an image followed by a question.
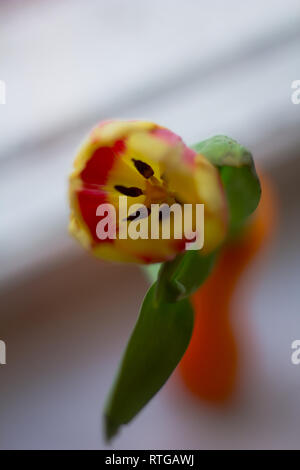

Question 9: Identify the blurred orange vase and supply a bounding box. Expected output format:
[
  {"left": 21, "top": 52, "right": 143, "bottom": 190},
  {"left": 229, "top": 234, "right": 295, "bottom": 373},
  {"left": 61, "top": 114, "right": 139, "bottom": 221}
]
[{"left": 179, "top": 172, "right": 276, "bottom": 402}]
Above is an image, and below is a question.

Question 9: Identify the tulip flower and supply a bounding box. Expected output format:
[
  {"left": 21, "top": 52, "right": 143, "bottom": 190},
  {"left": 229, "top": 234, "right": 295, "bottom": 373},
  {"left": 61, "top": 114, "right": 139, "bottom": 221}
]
[
  {"left": 68, "top": 123, "right": 262, "bottom": 442},
  {"left": 69, "top": 120, "right": 228, "bottom": 264}
]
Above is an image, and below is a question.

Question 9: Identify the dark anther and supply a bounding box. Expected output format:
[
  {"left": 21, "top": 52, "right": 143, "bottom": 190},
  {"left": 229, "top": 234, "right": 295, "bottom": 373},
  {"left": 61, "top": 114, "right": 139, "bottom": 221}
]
[
  {"left": 132, "top": 159, "right": 154, "bottom": 179},
  {"left": 175, "top": 197, "right": 183, "bottom": 205},
  {"left": 127, "top": 211, "right": 140, "bottom": 221},
  {"left": 114, "top": 185, "right": 143, "bottom": 197},
  {"left": 158, "top": 207, "right": 171, "bottom": 221},
  {"left": 126, "top": 206, "right": 151, "bottom": 221}
]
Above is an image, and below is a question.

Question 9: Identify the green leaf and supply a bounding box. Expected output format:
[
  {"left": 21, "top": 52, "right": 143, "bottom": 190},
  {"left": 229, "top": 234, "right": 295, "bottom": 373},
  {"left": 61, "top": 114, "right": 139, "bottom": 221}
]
[
  {"left": 192, "top": 135, "right": 261, "bottom": 234},
  {"left": 192, "top": 135, "right": 253, "bottom": 168},
  {"left": 220, "top": 165, "right": 261, "bottom": 234},
  {"left": 143, "top": 262, "right": 162, "bottom": 284},
  {"left": 169, "top": 250, "right": 216, "bottom": 298},
  {"left": 155, "top": 253, "right": 186, "bottom": 303},
  {"left": 156, "top": 251, "right": 216, "bottom": 303},
  {"left": 104, "top": 283, "right": 194, "bottom": 441}
]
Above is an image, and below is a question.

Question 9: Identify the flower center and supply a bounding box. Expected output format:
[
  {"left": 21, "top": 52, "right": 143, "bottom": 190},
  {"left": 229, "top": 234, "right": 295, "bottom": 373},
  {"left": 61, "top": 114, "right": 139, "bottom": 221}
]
[
  {"left": 144, "top": 177, "right": 170, "bottom": 204},
  {"left": 114, "top": 159, "right": 179, "bottom": 220}
]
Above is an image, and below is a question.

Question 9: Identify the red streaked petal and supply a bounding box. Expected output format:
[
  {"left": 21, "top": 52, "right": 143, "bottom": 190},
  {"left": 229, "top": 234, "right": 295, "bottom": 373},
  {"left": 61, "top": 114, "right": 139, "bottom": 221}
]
[
  {"left": 77, "top": 188, "right": 114, "bottom": 244},
  {"left": 151, "top": 127, "right": 182, "bottom": 146},
  {"left": 80, "top": 139, "right": 126, "bottom": 186},
  {"left": 113, "top": 139, "right": 126, "bottom": 154},
  {"left": 80, "top": 147, "right": 115, "bottom": 186},
  {"left": 151, "top": 127, "right": 196, "bottom": 166}
]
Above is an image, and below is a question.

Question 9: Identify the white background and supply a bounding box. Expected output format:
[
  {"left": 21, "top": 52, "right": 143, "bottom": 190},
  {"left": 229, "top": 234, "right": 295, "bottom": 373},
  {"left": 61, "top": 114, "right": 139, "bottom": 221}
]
[{"left": 1, "top": 0, "right": 300, "bottom": 449}]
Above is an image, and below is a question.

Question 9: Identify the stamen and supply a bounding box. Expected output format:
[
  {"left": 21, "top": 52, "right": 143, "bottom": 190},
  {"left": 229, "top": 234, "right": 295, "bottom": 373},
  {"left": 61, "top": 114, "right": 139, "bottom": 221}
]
[
  {"left": 175, "top": 197, "right": 183, "bottom": 204},
  {"left": 127, "top": 211, "right": 140, "bottom": 221},
  {"left": 114, "top": 185, "right": 143, "bottom": 197},
  {"left": 126, "top": 207, "right": 151, "bottom": 221},
  {"left": 132, "top": 159, "right": 154, "bottom": 179}
]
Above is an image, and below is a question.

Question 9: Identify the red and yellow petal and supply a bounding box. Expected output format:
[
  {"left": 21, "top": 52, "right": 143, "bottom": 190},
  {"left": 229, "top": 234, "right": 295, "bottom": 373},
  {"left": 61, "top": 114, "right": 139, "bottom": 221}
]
[{"left": 69, "top": 120, "right": 228, "bottom": 264}]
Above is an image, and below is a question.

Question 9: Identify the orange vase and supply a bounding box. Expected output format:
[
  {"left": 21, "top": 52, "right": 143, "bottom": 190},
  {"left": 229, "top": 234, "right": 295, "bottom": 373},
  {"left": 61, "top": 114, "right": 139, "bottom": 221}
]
[{"left": 179, "top": 172, "right": 276, "bottom": 403}]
